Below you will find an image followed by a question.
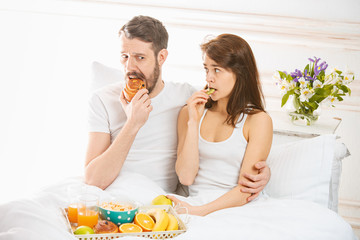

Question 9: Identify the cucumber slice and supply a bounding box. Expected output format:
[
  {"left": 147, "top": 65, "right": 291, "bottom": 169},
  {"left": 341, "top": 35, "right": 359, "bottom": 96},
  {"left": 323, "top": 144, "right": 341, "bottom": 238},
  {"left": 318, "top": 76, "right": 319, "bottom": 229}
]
[{"left": 206, "top": 88, "right": 215, "bottom": 95}]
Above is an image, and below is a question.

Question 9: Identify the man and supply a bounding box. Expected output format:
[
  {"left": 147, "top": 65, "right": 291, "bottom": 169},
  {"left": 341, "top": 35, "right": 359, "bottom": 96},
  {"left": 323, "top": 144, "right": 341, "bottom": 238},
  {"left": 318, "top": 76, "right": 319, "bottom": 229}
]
[{"left": 84, "top": 15, "right": 270, "bottom": 200}]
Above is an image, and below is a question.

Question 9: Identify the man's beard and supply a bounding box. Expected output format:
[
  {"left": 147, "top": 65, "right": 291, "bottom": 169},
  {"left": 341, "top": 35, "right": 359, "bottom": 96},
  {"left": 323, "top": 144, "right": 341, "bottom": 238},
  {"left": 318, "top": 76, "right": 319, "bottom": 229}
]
[
  {"left": 126, "top": 60, "right": 160, "bottom": 95},
  {"left": 146, "top": 62, "right": 160, "bottom": 95}
]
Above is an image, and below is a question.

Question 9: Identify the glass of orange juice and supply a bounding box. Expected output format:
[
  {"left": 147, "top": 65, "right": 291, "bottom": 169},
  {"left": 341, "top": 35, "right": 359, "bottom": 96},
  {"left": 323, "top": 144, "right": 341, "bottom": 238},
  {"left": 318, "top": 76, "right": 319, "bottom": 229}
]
[
  {"left": 77, "top": 193, "right": 99, "bottom": 228},
  {"left": 67, "top": 184, "right": 84, "bottom": 224}
]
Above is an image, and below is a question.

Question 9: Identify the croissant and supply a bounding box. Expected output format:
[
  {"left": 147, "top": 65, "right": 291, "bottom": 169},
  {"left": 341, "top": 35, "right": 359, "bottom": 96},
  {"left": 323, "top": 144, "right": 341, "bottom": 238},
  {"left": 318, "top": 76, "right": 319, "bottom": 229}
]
[{"left": 123, "top": 78, "right": 146, "bottom": 102}]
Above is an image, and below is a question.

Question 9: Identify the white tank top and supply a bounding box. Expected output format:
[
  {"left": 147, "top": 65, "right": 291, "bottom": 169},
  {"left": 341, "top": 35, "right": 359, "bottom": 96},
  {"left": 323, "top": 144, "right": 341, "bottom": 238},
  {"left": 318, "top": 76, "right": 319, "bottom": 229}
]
[{"left": 188, "top": 109, "right": 248, "bottom": 197}]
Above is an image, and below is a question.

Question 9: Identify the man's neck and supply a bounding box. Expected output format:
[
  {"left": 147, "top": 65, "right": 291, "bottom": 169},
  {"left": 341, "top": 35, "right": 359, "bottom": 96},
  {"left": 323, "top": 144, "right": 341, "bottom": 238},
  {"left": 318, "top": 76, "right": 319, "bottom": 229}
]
[{"left": 148, "top": 79, "right": 165, "bottom": 99}]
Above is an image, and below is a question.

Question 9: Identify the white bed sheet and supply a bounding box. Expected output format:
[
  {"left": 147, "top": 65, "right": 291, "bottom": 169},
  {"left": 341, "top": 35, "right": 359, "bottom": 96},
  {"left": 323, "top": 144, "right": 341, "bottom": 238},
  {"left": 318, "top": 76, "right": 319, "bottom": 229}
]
[{"left": 0, "top": 172, "right": 357, "bottom": 240}]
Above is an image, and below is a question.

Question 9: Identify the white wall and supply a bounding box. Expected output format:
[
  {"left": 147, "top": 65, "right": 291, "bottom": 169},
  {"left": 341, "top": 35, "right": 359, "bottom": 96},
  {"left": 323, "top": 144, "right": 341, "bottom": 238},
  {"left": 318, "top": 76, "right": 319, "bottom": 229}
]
[{"left": 0, "top": 0, "right": 359, "bottom": 232}]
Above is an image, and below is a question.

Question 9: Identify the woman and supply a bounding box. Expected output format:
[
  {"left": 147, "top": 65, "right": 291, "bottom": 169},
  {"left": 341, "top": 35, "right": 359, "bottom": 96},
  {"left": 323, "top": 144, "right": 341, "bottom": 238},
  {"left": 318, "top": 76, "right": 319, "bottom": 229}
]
[{"left": 167, "top": 34, "right": 273, "bottom": 216}]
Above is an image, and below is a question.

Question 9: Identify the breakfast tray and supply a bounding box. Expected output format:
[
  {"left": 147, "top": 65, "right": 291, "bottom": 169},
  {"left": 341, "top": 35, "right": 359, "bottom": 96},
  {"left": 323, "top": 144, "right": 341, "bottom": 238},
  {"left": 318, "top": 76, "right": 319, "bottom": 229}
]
[{"left": 62, "top": 205, "right": 187, "bottom": 239}]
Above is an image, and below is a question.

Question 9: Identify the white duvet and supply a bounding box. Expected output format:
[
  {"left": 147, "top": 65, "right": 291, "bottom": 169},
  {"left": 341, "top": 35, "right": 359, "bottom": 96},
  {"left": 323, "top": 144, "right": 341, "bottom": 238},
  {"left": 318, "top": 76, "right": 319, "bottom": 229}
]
[{"left": 0, "top": 173, "right": 357, "bottom": 240}]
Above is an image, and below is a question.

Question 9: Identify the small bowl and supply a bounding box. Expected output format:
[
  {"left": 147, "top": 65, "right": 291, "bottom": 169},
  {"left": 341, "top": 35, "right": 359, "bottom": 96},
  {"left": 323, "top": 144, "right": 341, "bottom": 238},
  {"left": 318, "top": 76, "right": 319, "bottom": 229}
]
[{"left": 98, "top": 201, "right": 139, "bottom": 226}]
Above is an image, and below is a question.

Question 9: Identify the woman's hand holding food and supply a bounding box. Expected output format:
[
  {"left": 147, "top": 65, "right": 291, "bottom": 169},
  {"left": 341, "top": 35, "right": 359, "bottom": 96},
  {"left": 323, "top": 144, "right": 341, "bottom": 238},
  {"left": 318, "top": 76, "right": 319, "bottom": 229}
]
[{"left": 186, "top": 90, "right": 209, "bottom": 123}]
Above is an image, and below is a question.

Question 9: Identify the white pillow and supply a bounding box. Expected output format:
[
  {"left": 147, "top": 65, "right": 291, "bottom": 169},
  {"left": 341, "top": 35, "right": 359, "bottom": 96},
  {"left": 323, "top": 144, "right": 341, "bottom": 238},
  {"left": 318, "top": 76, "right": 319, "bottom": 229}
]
[
  {"left": 329, "top": 141, "right": 349, "bottom": 211},
  {"left": 91, "top": 61, "right": 123, "bottom": 90},
  {"left": 265, "top": 134, "right": 348, "bottom": 211}
]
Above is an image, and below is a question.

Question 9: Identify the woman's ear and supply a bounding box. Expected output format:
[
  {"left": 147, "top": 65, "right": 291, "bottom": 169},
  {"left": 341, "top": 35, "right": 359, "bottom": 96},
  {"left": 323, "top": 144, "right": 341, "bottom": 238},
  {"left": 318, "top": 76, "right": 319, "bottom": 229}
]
[{"left": 157, "top": 49, "right": 168, "bottom": 66}]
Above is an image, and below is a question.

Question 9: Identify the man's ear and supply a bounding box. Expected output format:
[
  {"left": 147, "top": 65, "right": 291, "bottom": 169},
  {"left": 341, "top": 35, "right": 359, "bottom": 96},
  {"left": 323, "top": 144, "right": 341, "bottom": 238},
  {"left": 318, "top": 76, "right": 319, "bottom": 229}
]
[{"left": 157, "top": 49, "right": 168, "bottom": 66}]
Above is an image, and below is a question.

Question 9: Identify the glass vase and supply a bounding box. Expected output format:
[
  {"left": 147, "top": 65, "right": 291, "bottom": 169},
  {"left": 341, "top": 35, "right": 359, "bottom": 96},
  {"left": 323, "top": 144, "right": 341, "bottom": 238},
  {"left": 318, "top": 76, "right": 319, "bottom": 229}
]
[
  {"left": 284, "top": 95, "right": 321, "bottom": 126},
  {"left": 288, "top": 111, "right": 320, "bottom": 126}
]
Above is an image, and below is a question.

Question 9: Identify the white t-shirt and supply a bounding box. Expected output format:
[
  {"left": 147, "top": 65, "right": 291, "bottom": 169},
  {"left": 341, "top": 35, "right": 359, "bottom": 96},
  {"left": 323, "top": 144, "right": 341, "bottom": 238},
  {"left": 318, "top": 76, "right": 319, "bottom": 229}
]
[{"left": 88, "top": 81, "right": 196, "bottom": 193}]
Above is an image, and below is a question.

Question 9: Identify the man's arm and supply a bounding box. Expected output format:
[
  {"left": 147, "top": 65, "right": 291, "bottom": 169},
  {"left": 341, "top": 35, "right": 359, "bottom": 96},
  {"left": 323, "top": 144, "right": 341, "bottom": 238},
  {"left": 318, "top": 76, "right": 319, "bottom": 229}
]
[
  {"left": 239, "top": 160, "right": 271, "bottom": 201},
  {"left": 84, "top": 121, "right": 140, "bottom": 189},
  {"left": 84, "top": 89, "right": 152, "bottom": 189}
]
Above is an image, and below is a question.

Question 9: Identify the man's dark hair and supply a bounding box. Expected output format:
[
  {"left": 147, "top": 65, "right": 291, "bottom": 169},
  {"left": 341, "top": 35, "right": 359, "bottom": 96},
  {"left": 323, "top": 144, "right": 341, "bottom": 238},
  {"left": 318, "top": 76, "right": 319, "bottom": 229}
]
[{"left": 119, "top": 15, "right": 168, "bottom": 55}]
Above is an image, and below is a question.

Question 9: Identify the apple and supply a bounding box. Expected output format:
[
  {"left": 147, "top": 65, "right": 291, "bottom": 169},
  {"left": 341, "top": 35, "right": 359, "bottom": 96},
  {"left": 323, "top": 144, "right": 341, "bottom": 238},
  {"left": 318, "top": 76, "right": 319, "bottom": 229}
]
[
  {"left": 151, "top": 195, "right": 173, "bottom": 206},
  {"left": 74, "top": 225, "right": 95, "bottom": 235}
]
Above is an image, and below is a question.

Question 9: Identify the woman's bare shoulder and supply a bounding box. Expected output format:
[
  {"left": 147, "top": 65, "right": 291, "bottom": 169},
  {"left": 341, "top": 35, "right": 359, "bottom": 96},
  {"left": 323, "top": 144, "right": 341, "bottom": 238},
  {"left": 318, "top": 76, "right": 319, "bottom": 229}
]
[
  {"left": 247, "top": 111, "right": 271, "bottom": 122},
  {"left": 179, "top": 105, "right": 189, "bottom": 117},
  {"left": 246, "top": 111, "right": 273, "bottom": 130},
  {"left": 178, "top": 105, "right": 190, "bottom": 123}
]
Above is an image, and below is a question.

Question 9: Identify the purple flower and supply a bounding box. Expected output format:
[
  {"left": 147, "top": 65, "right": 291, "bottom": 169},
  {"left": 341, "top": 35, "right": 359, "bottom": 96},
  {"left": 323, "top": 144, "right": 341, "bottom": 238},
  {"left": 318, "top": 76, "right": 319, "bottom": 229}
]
[
  {"left": 311, "top": 57, "right": 328, "bottom": 81},
  {"left": 319, "top": 61, "right": 327, "bottom": 70},
  {"left": 314, "top": 57, "right": 321, "bottom": 64},
  {"left": 314, "top": 59, "right": 328, "bottom": 77},
  {"left": 304, "top": 69, "right": 313, "bottom": 81},
  {"left": 291, "top": 69, "right": 303, "bottom": 78},
  {"left": 314, "top": 64, "right": 321, "bottom": 76},
  {"left": 322, "top": 63, "right": 328, "bottom": 71}
]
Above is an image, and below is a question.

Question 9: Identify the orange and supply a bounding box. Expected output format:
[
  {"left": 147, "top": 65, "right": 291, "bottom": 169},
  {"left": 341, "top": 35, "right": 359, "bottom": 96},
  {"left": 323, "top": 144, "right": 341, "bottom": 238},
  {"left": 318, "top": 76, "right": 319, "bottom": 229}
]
[
  {"left": 134, "top": 213, "right": 155, "bottom": 232},
  {"left": 119, "top": 223, "right": 143, "bottom": 233}
]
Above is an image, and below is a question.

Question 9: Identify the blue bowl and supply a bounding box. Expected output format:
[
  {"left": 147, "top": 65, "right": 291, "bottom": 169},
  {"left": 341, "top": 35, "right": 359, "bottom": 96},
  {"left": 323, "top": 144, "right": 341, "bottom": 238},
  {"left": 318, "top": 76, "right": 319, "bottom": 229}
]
[{"left": 98, "top": 201, "right": 139, "bottom": 226}]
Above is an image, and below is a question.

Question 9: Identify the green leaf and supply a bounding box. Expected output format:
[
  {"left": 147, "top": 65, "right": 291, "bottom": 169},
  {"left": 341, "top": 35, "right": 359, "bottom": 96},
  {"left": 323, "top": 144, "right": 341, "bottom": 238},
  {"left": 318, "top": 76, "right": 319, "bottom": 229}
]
[
  {"left": 336, "top": 70, "right": 342, "bottom": 75},
  {"left": 309, "top": 101, "right": 318, "bottom": 109},
  {"left": 304, "top": 64, "right": 310, "bottom": 73},
  {"left": 281, "top": 89, "right": 296, "bottom": 107},
  {"left": 317, "top": 71, "right": 325, "bottom": 80},
  {"left": 309, "top": 94, "right": 326, "bottom": 103},
  {"left": 310, "top": 63, "right": 314, "bottom": 76},
  {"left": 293, "top": 94, "right": 301, "bottom": 110},
  {"left": 314, "top": 88, "right": 326, "bottom": 96},
  {"left": 278, "top": 71, "right": 287, "bottom": 79},
  {"left": 339, "top": 85, "right": 349, "bottom": 93},
  {"left": 337, "top": 96, "right": 344, "bottom": 101},
  {"left": 317, "top": 73, "right": 325, "bottom": 81},
  {"left": 281, "top": 92, "right": 290, "bottom": 107},
  {"left": 303, "top": 101, "right": 318, "bottom": 112},
  {"left": 321, "top": 84, "right": 333, "bottom": 95}
]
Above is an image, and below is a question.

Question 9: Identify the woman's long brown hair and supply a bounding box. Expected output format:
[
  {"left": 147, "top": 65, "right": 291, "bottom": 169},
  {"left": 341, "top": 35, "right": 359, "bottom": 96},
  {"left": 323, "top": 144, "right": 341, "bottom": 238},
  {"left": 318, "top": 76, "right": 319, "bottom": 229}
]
[{"left": 201, "top": 34, "right": 265, "bottom": 127}]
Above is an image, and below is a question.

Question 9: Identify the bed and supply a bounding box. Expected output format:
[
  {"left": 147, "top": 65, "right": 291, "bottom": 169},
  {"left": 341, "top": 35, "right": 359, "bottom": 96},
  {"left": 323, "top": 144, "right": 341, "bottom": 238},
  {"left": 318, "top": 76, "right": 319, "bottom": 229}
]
[{"left": 0, "top": 62, "right": 357, "bottom": 240}]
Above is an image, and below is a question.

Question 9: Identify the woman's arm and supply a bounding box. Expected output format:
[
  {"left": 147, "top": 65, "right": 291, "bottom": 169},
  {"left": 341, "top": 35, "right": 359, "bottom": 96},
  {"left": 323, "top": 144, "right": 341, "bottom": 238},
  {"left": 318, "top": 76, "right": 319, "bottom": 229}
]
[
  {"left": 169, "top": 111, "right": 273, "bottom": 216},
  {"left": 175, "top": 90, "right": 209, "bottom": 186}
]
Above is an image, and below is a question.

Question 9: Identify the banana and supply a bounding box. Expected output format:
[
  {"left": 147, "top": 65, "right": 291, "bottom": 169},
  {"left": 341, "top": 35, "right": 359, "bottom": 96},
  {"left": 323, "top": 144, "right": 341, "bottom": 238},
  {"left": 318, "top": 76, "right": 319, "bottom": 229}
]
[
  {"left": 147, "top": 209, "right": 169, "bottom": 232},
  {"left": 166, "top": 213, "right": 178, "bottom": 231}
]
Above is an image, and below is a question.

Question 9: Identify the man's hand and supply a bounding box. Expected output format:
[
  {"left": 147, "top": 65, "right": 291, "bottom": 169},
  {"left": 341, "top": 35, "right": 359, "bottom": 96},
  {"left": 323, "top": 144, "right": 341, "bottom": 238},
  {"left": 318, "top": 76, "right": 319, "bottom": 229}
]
[
  {"left": 238, "top": 161, "right": 271, "bottom": 202},
  {"left": 120, "top": 88, "right": 153, "bottom": 129}
]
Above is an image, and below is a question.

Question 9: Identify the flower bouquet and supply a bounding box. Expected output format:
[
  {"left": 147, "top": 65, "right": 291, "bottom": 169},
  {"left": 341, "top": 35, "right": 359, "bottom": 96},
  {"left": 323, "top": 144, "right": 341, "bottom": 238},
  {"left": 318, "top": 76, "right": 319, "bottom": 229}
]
[{"left": 273, "top": 57, "right": 354, "bottom": 125}]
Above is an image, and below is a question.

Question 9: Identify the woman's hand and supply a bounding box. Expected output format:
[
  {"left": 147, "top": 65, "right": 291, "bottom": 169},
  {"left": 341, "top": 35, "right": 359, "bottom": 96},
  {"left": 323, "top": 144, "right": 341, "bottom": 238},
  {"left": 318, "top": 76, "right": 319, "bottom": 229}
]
[
  {"left": 166, "top": 195, "right": 205, "bottom": 216},
  {"left": 186, "top": 90, "right": 209, "bottom": 123},
  {"left": 238, "top": 161, "right": 271, "bottom": 201}
]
